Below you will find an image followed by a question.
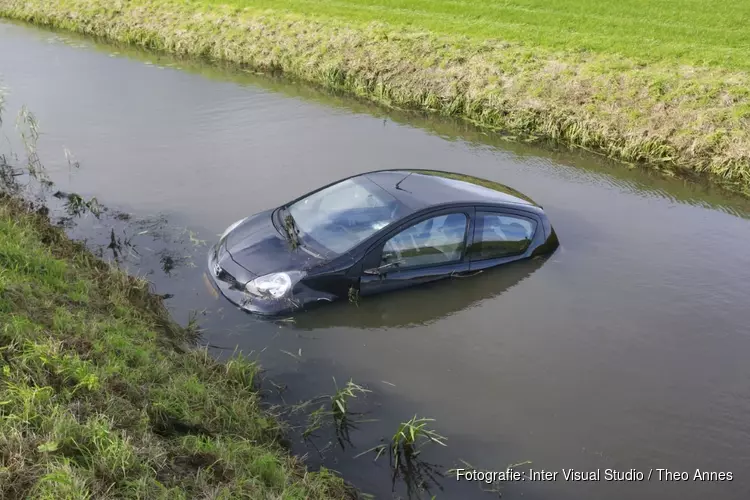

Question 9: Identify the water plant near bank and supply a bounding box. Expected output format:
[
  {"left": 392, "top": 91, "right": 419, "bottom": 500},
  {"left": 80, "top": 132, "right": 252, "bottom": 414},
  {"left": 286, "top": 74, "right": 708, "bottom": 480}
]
[
  {"left": 1, "top": 0, "right": 749, "bottom": 195},
  {"left": 356, "top": 416, "right": 447, "bottom": 497},
  {"left": 299, "top": 378, "right": 372, "bottom": 451}
]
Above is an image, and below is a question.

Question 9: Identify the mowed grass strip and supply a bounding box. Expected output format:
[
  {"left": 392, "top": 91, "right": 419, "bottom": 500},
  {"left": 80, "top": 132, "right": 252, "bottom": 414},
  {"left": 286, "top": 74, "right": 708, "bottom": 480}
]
[
  {"left": 202, "top": 0, "right": 750, "bottom": 69},
  {"left": 0, "top": 193, "right": 353, "bottom": 499},
  {"left": 1, "top": 0, "right": 749, "bottom": 194}
]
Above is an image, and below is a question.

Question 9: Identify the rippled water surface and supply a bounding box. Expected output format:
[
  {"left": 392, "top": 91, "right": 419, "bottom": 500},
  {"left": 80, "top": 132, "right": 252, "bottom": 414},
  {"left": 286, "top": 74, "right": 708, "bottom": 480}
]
[{"left": 2, "top": 21, "right": 749, "bottom": 500}]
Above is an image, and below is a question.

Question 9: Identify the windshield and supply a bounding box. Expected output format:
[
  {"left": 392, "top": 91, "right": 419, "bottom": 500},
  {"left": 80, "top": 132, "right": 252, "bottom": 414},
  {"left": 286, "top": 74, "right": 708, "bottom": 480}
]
[{"left": 287, "top": 176, "right": 410, "bottom": 255}]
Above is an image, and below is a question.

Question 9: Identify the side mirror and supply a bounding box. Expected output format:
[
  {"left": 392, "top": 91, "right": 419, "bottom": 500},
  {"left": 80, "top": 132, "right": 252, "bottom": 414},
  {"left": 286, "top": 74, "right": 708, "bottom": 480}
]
[{"left": 363, "top": 260, "right": 404, "bottom": 275}]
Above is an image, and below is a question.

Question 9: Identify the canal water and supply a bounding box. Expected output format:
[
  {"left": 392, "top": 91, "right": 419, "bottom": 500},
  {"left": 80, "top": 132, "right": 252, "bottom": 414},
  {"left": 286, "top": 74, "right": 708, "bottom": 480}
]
[{"left": 1, "top": 20, "right": 749, "bottom": 500}]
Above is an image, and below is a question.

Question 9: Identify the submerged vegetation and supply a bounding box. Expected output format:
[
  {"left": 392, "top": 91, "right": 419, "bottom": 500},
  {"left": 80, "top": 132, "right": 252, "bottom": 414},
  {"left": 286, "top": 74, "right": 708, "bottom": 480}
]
[
  {"left": 296, "top": 378, "right": 373, "bottom": 453},
  {"left": 356, "top": 416, "right": 448, "bottom": 498},
  {"left": 1, "top": 0, "right": 749, "bottom": 194},
  {"left": 0, "top": 95, "right": 353, "bottom": 498}
]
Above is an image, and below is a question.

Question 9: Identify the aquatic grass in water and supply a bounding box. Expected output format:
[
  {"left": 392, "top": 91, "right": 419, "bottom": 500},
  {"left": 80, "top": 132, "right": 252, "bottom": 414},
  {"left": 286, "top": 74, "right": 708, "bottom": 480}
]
[
  {"left": 348, "top": 285, "right": 360, "bottom": 306},
  {"left": 390, "top": 416, "right": 447, "bottom": 467},
  {"left": 0, "top": 97, "right": 98, "bottom": 218},
  {"left": 331, "top": 378, "right": 370, "bottom": 421},
  {"left": 0, "top": 104, "right": 48, "bottom": 194},
  {"left": 299, "top": 378, "right": 373, "bottom": 451},
  {"left": 15, "top": 106, "right": 45, "bottom": 183},
  {"left": 53, "top": 191, "right": 102, "bottom": 218},
  {"left": 356, "top": 416, "right": 447, "bottom": 498}
]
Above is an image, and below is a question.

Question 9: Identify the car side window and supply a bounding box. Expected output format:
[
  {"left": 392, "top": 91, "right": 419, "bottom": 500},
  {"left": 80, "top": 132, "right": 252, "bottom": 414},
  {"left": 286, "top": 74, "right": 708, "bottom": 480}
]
[
  {"left": 470, "top": 212, "right": 536, "bottom": 260},
  {"left": 380, "top": 213, "right": 468, "bottom": 268}
]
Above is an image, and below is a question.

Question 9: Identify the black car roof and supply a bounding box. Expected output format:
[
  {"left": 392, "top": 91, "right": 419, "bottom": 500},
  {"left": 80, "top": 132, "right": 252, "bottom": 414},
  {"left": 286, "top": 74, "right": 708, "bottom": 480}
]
[{"left": 363, "top": 170, "right": 540, "bottom": 210}]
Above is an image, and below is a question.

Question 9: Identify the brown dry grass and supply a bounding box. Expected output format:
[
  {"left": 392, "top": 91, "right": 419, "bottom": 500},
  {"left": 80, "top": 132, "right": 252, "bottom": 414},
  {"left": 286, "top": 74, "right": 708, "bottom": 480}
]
[{"left": 1, "top": 0, "right": 748, "bottom": 194}]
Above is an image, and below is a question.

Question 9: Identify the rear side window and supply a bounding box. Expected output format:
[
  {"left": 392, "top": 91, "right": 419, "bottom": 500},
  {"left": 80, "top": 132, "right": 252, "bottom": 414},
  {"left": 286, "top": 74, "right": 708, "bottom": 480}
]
[{"left": 470, "top": 212, "right": 536, "bottom": 260}]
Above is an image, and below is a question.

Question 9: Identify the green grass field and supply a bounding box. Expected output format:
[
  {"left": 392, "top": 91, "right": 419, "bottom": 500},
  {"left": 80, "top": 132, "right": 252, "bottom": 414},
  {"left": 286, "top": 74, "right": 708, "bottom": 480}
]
[
  {"left": 1, "top": 0, "right": 749, "bottom": 193},
  {"left": 204, "top": 0, "right": 750, "bottom": 69}
]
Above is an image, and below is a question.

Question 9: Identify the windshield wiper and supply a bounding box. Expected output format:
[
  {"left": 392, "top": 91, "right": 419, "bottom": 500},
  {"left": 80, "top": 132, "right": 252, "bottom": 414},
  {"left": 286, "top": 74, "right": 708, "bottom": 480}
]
[
  {"left": 394, "top": 172, "right": 413, "bottom": 193},
  {"left": 281, "top": 208, "right": 301, "bottom": 249}
]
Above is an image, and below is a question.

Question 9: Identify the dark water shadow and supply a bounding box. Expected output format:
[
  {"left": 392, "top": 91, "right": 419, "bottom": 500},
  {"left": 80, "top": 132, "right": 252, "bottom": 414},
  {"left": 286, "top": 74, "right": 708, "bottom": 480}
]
[{"left": 292, "top": 257, "right": 550, "bottom": 331}]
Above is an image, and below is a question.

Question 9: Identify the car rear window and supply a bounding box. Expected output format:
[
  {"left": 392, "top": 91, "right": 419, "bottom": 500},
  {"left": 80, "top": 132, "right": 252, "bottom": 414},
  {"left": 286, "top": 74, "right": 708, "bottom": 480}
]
[{"left": 470, "top": 212, "right": 536, "bottom": 260}]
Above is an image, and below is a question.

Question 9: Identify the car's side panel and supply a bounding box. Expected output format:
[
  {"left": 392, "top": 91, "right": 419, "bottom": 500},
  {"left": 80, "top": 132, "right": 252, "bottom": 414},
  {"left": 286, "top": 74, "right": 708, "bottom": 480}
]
[
  {"left": 356, "top": 206, "right": 476, "bottom": 297},
  {"left": 359, "top": 261, "right": 472, "bottom": 296},
  {"left": 298, "top": 254, "right": 358, "bottom": 299}
]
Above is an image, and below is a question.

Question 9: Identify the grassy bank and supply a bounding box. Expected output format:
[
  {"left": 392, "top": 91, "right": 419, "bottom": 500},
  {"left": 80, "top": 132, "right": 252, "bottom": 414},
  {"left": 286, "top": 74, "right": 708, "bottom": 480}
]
[
  {"left": 1, "top": 0, "right": 749, "bottom": 195},
  {"left": 0, "top": 192, "right": 352, "bottom": 497}
]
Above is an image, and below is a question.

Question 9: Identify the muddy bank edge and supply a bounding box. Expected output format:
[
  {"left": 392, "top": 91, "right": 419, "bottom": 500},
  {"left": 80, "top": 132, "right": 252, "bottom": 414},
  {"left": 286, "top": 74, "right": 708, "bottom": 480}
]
[
  {"left": 1, "top": 0, "right": 749, "bottom": 194},
  {"left": 0, "top": 192, "right": 354, "bottom": 497}
]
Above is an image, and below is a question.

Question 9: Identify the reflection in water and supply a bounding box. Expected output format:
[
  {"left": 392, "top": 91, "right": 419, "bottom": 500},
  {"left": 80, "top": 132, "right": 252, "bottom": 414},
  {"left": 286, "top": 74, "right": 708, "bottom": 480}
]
[
  {"left": 295, "top": 256, "right": 549, "bottom": 330},
  {"left": 40, "top": 29, "right": 750, "bottom": 219},
  {"left": 391, "top": 453, "right": 445, "bottom": 500}
]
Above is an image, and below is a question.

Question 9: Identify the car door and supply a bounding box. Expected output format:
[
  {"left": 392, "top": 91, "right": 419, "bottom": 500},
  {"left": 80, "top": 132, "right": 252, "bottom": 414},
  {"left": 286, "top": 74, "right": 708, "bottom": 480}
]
[
  {"left": 467, "top": 207, "right": 541, "bottom": 271},
  {"left": 358, "top": 208, "right": 474, "bottom": 297}
]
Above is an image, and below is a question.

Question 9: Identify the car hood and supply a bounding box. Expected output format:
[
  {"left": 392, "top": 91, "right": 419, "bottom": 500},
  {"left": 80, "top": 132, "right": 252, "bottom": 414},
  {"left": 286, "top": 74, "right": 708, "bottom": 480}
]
[{"left": 224, "top": 209, "right": 323, "bottom": 276}]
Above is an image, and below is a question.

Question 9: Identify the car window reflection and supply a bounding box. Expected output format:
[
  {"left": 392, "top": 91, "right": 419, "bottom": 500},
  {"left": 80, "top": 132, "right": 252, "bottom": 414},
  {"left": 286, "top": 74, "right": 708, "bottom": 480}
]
[
  {"left": 382, "top": 213, "right": 468, "bottom": 268},
  {"left": 470, "top": 213, "right": 536, "bottom": 260},
  {"left": 288, "top": 178, "right": 410, "bottom": 255}
]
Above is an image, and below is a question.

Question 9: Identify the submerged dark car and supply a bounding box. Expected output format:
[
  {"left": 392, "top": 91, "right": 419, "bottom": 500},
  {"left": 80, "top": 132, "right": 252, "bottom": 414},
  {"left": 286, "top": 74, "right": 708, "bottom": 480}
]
[{"left": 206, "top": 170, "right": 559, "bottom": 316}]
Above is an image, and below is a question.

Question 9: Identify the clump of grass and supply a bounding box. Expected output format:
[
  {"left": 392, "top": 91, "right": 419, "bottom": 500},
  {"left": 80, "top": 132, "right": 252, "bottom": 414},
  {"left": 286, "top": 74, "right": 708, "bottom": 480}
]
[
  {"left": 356, "top": 416, "right": 447, "bottom": 498},
  {"left": 53, "top": 191, "right": 102, "bottom": 218},
  {"left": 302, "top": 406, "right": 329, "bottom": 441},
  {"left": 331, "top": 379, "right": 370, "bottom": 446},
  {"left": 331, "top": 378, "right": 370, "bottom": 422},
  {"left": 15, "top": 105, "right": 46, "bottom": 184},
  {"left": 0, "top": 98, "right": 99, "bottom": 218},
  {"left": 390, "top": 416, "right": 447, "bottom": 467},
  {"left": 1, "top": 103, "right": 49, "bottom": 194},
  {"left": 299, "top": 378, "right": 372, "bottom": 451},
  {"left": 348, "top": 285, "right": 360, "bottom": 306},
  {"left": 2, "top": 0, "right": 749, "bottom": 195}
]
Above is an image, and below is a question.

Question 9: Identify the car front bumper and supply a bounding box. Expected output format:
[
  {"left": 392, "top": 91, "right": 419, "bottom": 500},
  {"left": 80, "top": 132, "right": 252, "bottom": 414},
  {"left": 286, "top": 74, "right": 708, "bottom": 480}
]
[{"left": 206, "top": 242, "right": 300, "bottom": 316}]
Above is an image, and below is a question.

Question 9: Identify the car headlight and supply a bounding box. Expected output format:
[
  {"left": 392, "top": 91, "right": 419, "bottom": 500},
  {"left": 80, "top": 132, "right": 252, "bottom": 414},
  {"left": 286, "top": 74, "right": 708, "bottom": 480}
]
[
  {"left": 245, "top": 271, "right": 305, "bottom": 299},
  {"left": 220, "top": 217, "right": 247, "bottom": 240}
]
